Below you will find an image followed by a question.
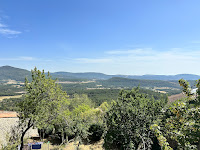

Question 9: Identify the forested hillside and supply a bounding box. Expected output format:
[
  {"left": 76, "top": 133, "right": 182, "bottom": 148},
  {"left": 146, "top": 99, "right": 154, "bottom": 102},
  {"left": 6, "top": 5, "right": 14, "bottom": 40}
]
[
  {"left": 0, "top": 66, "right": 31, "bottom": 81},
  {"left": 51, "top": 71, "right": 112, "bottom": 79},
  {"left": 98, "top": 77, "right": 180, "bottom": 88}
]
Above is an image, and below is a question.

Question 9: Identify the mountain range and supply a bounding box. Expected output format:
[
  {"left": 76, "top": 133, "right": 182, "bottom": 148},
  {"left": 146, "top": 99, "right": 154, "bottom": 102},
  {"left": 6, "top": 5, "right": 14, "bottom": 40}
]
[{"left": 0, "top": 66, "right": 200, "bottom": 81}]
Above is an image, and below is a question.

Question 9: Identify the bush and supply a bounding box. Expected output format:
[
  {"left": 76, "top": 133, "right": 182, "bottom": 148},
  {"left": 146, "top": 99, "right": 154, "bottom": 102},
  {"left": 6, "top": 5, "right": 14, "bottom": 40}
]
[{"left": 88, "top": 124, "right": 104, "bottom": 142}]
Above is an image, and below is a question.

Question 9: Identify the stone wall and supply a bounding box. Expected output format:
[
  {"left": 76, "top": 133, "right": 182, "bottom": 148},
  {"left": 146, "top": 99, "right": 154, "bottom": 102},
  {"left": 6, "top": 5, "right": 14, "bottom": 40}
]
[{"left": 0, "top": 118, "right": 38, "bottom": 148}]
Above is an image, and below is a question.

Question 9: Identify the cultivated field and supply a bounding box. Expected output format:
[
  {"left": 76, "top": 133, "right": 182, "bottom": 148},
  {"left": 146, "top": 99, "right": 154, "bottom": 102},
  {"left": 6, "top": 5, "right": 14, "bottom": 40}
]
[
  {"left": 168, "top": 93, "right": 186, "bottom": 104},
  {"left": 0, "top": 95, "right": 22, "bottom": 101}
]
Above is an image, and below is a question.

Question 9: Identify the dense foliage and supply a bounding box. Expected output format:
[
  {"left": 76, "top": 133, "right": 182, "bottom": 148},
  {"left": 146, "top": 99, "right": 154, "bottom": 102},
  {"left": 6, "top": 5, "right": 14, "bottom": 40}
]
[
  {"left": 61, "top": 86, "right": 121, "bottom": 106},
  {"left": 103, "top": 80, "right": 200, "bottom": 150},
  {"left": 151, "top": 79, "right": 200, "bottom": 149},
  {"left": 2, "top": 68, "right": 107, "bottom": 150},
  {"left": 103, "top": 87, "right": 167, "bottom": 150},
  {"left": 42, "top": 94, "right": 108, "bottom": 145},
  {"left": 17, "top": 68, "right": 69, "bottom": 150},
  {"left": 61, "top": 85, "right": 168, "bottom": 106}
]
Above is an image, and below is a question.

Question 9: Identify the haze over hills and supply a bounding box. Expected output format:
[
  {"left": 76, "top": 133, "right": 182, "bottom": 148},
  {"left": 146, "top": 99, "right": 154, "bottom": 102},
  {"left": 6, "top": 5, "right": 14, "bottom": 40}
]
[
  {"left": 0, "top": 65, "right": 200, "bottom": 81},
  {"left": 126, "top": 74, "right": 200, "bottom": 81}
]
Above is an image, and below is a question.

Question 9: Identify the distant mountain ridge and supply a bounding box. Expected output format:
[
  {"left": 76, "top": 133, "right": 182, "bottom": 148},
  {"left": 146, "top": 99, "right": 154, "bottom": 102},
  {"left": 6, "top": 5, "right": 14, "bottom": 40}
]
[
  {"left": 51, "top": 72, "right": 112, "bottom": 79},
  {"left": 51, "top": 72, "right": 200, "bottom": 81},
  {"left": 0, "top": 66, "right": 31, "bottom": 81},
  {"left": 0, "top": 66, "right": 200, "bottom": 81},
  {"left": 125, "top": 74, "right": 200, "bottom": 81}
]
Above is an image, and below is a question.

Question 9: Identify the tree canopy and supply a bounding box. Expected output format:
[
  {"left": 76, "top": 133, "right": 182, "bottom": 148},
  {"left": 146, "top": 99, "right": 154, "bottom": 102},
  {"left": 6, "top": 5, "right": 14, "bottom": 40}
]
[
  {"left": 151, "top": 79, "right": 200, "bottom": 149},
  {"left": 17, "top": 67, "right": 69, "bottom": 150},
  {"left": 103, "top": 87, "right": 166, "bottom": 150}
]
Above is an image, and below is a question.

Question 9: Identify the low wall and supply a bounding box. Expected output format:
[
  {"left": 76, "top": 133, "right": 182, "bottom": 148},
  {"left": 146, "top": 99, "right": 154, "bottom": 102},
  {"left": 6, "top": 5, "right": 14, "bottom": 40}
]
[{"left": 0, "top": 118, "right": 38, "bottom": 148}]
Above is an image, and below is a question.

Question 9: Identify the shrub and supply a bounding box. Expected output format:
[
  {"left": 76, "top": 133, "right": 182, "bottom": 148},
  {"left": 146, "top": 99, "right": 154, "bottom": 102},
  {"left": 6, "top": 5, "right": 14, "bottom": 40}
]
[{"left": 88, "top": 124, "right": 104, "bottom": 142}]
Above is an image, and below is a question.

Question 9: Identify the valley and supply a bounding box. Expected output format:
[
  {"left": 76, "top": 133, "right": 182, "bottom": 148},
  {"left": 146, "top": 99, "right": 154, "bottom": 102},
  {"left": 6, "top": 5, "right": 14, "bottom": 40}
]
[{"left": 0, "top": 66, "right": 199, "bottom": 150}]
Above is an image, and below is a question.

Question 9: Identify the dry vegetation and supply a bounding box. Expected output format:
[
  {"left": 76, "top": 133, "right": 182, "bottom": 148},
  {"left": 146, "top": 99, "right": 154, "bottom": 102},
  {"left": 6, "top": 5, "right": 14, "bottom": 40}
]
[
  {"left": 168, "top": 93, "right": 186, "bottom": 104},
  {"left": 64, "top": 140, "right": 104, "bottom": 150},
  {"left": 28, "top": 140, "right": 104, "bottom": 150}
]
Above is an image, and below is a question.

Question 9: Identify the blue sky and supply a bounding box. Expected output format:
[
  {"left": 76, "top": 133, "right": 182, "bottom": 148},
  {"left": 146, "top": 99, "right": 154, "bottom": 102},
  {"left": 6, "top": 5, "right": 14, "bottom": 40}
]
[{"left": 0, "top": 0, "right": 200, "bottom": 75}]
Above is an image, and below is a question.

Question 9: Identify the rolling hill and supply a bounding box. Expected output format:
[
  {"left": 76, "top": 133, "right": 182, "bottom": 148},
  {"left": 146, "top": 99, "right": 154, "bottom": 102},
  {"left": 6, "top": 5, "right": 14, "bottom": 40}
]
[
  {"left": 0, "top": 66, "right": 31, "bottom": 81},
  {"left": 0, "top": 65, "right": 200, "bottom": 81},
  {"left": 50, "top": 72, "right": 200, "bottom": 81},
  {"left": 97, "top": 77, "right": 181, "bottom": 88},
  {"left": 126, "top": 74, "right": 200, "bottom": 81},
  {"left": 51, "top": 72, "right": 112, "bottom": 80}
]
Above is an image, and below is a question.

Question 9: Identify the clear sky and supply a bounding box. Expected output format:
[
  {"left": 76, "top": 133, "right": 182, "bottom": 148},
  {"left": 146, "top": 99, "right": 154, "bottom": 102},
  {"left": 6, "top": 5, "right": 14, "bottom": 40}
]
[{"left": 0, "top": 0, "right": 200, "bottom": 75}]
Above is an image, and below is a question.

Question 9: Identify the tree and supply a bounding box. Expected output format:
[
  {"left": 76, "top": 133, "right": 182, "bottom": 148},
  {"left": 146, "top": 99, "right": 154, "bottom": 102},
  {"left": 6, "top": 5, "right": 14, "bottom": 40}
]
[
  {"left": 44, "top": 93, "right": 105, "bottom": 147},
  {"left": 103, "top": 87, "right": 165, "bottom": 150},
  {"left": 68, "top": 94, "right": 94, "bottom": 111},
  {"left": 196, "top": 79, "right": 200, "bottom": 104},
  {"left": 66, "top": 95, "right": 101, "bottom": 149},
  {"left": 151, "top": 79, "right": 200, "bottom": 149},
  {"left": 178, "top": 79, "right": 192, "bottom": 97},
  {"left": 17, "top": 67, "right": 69, "bottom": 150}
]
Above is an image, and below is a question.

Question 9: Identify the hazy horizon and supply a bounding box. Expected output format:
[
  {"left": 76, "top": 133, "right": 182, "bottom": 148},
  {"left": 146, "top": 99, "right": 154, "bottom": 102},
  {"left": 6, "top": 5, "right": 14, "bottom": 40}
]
[
  {"left": 1, "top": 65, "right": 200, "bottom": 76},
  {"left": 1, "top": 1, "right": 200, "bottom": 75}
]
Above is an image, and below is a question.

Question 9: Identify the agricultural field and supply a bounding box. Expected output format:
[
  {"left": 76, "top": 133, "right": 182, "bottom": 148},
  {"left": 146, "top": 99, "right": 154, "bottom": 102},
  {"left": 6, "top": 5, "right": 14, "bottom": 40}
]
[
  {"left": 168, "top": 93, "right": 186, "bottom": 104},
  {"left": 0, "top": 95, "right": 22, "bottom": 102}
]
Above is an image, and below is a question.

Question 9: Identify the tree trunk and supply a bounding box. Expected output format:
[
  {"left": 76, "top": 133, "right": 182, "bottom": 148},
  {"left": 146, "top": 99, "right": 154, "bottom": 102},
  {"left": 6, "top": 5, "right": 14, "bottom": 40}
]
[
  {"left": 65, "top": 135, "right": 68, "bottom": 143},
  {"left": 39, "top": 129, "right": 42, "bottom": 141},
  {"left": 61, "top": 129, "right": 64, "bottom": 144},
  {"left": 20, "top": 120, "right": 33, "bottom": 150},
  {"left": 42, "top": 129, "right": 44, "bottom": 141},
  {"left": 62, "top": 134, "right": 64, "bottom": 144}
]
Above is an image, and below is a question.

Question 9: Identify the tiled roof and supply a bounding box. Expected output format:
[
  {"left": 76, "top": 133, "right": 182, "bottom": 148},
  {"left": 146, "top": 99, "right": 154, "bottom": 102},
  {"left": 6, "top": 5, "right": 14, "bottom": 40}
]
[{"left": 0, "top": 111, "right": 18, "bottom": 118}]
